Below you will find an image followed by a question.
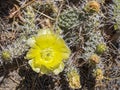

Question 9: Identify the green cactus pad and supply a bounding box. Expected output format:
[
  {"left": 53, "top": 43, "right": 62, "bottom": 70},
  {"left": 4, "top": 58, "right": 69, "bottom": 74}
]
[{"left": 58, "top": 9, "right": 80, "bottom": 30}]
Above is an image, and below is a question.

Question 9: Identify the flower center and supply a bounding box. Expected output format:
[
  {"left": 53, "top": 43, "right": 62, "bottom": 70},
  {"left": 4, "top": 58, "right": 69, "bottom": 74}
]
[{"left": 40, "top": 48, "right": 54, "bottom": 61}]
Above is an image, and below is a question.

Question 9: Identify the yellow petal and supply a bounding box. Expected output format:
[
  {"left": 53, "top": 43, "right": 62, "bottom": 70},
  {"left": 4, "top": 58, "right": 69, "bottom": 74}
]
[
  {"left": 26, "top": 47, "right": 40, "bottom": 59},
  {"left": 44, "top": 51, "right": 62, "bottom": 69},
  {"left": 53, "top": 37, "right": 71, "bottom": 59},
  {"left": 35, "top": 34, "right": 57, "bottom": 49},
  {"left": 39, "top": 65, "right": 52, "bottom": 74},
  {"left": 53, "top": 62, "right": 65, "bottom": 75},
  {"left": 28, "top": 60, "right": 40, "bottom": 73}
]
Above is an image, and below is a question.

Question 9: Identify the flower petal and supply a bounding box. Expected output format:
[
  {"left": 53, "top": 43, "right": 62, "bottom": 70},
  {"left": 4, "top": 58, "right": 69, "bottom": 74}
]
[
  {"left": 35, "top": 34, "right": 57, "bottom": 49},
  {"left": 28, "top": 60, "right": 40, "bottom": 73},
  {"left": 53, "top": 37, "right": 71, "bottom": 59},
  {"left": 53, "top": 62, "right": 65, "bottom": 75},
  {"left": 27, "top": 37, "right": 36, "bottom": 47},
  {"left": 44, "top": 51, "right": 63, "bottom": 69},
  {"left": 26, "top": 47, "right": 40, "bottom": 59}
]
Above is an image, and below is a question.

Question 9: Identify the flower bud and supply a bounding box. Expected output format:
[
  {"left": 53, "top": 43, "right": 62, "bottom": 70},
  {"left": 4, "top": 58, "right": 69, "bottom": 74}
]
[
  {"left": 86, "top": 1, "right": 100, "bottom": 13},
  {"left": 89, "top": 54, "right": 100, "bottom": 64},
  {"left": 93, "top": 68, "right": 104, "bottom": 81},
  {"left": 96, "top": 43, "right": 106, "bottom": 54},
  {"left": 67, "top": 68, "right": 81, "bottom": 89},
  {"left": 1, "top": 51, "right": 11, "bottom": 61}
]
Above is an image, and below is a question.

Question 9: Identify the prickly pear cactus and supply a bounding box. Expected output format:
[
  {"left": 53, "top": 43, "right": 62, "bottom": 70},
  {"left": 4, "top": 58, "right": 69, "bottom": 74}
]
[
  {"left": 82, "top": 30, "right": 105, "bottom": 60},
  {"left": 0, "top": 6, "right": 37, "bottom": 64},
  {"left": 58, "top": 8, "right": 80, "bottom": 30},
  {"left": 114, "top": 0, "right": 120, "bottom": 29},
  {"left": 79, "top": 11, "right": 106, "bottom": 60},
  {"left": 0, "top": 37, "right": 28, "bottom": 63}
]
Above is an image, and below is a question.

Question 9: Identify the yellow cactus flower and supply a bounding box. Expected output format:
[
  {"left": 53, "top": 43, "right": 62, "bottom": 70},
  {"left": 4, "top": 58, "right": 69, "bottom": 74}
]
[{"left": 26, "top": 28, "right": 71, "bottom": 75}]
